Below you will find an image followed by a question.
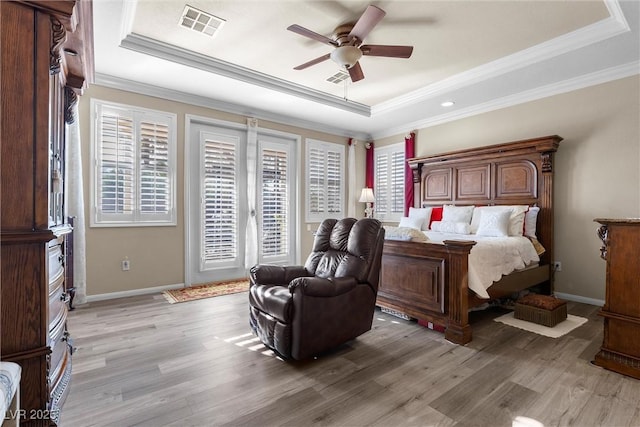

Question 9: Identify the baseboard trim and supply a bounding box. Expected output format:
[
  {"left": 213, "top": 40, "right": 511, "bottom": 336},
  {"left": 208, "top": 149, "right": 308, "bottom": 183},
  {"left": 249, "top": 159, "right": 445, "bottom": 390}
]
[
  {"left": 554, "top": 292, "right": 604, "bottom": 307},
  {"left": 86, "top": 283, "right": 185, "bottom": 303}
]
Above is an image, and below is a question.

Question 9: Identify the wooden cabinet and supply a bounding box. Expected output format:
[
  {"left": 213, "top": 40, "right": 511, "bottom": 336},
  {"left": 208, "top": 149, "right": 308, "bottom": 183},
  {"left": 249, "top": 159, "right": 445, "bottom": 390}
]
[
  {"left": 0, "top": 1, "right": 93, "bottom": 425},
  {"left": 593, "top": 218, "right": 640, "bottom": 380}
]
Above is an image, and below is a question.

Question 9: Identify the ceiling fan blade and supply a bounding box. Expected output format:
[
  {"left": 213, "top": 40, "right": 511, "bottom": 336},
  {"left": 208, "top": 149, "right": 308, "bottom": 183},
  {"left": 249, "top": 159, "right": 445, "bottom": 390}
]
[
  {"left": 287, "top": 24, "right": 337, "bottom": 46},
  {"left": 293, "top": 53, "right": 331, "bottom": 70},
  {"left": 361, "top": 44, "right": 414, "bottom": 58},
  {"left": 348, "top": 62, "right": 364, "bottom": 82},
  {"left": 349, "top": 5, "right": 386, "bottom": 41}
]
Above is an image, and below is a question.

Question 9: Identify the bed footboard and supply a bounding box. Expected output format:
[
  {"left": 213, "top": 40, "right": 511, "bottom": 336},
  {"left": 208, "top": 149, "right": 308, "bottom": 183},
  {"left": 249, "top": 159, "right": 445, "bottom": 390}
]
[{"left": 378, "top": 240, "right": 476, "bottom": 345}]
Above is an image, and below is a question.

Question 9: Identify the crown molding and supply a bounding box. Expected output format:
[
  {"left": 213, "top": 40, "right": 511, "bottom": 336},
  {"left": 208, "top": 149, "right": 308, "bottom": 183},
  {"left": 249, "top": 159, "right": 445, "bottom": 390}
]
[
  {"left": 372, "top": 0, "right": 631, "bottom": 116},
  {"left": 374, "top": 60, "right": 640, "bottom": 139},
  {"left": 119, "top": 33, "right": 371, "bottom": 117},
  {"left": 93, "top": 73, "right": 373, "bottom": 141}
]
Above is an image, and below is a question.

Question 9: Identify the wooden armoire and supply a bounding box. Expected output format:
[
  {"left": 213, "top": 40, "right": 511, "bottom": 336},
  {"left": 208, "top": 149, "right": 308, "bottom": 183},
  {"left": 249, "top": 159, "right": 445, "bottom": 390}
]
[{"left": 0, "top": 1, "right": 93, "bottom": 425}]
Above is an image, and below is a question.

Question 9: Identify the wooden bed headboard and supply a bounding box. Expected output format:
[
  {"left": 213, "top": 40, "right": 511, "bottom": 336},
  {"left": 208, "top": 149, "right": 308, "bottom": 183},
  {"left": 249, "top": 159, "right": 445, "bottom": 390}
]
[{"left": 407, "top": 135, "right": 562, "bottom": 265}]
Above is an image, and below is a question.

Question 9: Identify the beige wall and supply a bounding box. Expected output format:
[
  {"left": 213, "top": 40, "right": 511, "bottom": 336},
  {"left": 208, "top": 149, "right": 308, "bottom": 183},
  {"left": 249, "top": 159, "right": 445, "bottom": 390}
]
[
  {"left": 81, "top": 75, "right": 639, "bottom": 301},
  {"left": 376, "top": 75, "right": 640, "bottom": 302},
  {"left": 78, "top": 85, "right": 365, "bottom": 296}
]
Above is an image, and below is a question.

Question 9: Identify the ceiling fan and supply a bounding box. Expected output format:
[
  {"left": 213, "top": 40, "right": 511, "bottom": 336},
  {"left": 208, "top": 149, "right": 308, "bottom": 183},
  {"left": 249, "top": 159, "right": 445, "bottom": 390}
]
[{"left": 287, "top": 4, "right": 414, "bottom": 83}]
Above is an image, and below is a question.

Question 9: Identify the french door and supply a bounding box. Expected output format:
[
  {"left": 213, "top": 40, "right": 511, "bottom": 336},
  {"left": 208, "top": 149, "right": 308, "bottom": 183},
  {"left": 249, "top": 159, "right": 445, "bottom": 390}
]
[{"left": 186, "top": 118, "right": 297, "bottom": 285}]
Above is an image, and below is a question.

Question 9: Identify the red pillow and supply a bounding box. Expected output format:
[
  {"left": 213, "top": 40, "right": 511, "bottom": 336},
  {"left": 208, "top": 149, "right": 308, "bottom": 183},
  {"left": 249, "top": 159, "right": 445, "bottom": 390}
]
[{"left": 429, "top": 206, "right": 443, "bottom": 229}]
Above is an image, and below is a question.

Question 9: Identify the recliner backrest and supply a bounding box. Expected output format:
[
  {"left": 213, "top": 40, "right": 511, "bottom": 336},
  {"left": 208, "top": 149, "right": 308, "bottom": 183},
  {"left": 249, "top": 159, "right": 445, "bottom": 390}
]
[{"left": 304, "top": 218, "right": 384, "bottom": 284}]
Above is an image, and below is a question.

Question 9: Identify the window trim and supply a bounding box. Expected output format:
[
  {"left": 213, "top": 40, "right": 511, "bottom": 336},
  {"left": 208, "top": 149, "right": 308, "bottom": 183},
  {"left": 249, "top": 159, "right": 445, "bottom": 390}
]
[
  {"left": 90, "top": 99, "right": 177, "bottom": 227},
  {"left": 305, "top": 139, "right": 345, "bottom": 223},
  {"left": 374, "top": 142, "right": 405, "bottom": 223}
]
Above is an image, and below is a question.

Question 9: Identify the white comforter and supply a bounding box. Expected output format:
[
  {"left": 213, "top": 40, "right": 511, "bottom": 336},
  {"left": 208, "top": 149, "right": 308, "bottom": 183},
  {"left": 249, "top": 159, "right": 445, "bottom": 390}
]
[{"left": 424, "top": 231, "right": 540, "bottom": 299}]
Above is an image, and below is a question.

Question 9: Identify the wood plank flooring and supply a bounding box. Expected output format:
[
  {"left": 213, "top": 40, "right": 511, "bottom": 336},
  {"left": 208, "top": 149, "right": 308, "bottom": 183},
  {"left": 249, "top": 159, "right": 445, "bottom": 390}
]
[{"left": 60, "top": 293, "right": 640, "bottom": 427}]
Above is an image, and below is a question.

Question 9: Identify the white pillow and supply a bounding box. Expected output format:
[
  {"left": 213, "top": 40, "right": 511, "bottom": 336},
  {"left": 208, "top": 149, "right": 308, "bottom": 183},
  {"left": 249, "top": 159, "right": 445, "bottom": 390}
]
[
  {"left": 408, "top": 207, "right": 433, "bottom": 231},
  {"left": 475, "top": 209, "right": 511, "bottom": 237},
  {"left": 442, "top": 205, "right": 474, "bottom": 224},
  {"left": 524, "top": 206, "right": 540, "bottom": 238},
  {"left": 398, "top": 215, "right": 423, "bottom": 230},
  {"left": 470, "top": 205, "right": 528, "bottom": 236},
  {"left": 430, "top": 221, "right": 471, "bottom": 234}
]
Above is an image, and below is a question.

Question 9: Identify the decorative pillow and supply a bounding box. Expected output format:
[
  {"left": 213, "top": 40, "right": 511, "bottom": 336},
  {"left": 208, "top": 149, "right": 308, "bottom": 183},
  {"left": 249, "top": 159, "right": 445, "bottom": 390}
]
[
  {"left": 408, "top": 207, "right": 433, "bottom": 231},
  {"left": 398, "top": 215, "right": 423, "bottom": 230},
  {"left": 430, "top": 221, "right": 471, "bottom": 234},
  {"left": 475, "top": 209, "right": 511, "bottom": 237},
  {"left": 384, "top": 226, "right": 429, "bottom": 242},
  {"left": 470, "top": 205, "right": 528, "bottom": 236},
  {"left": 442, "top": 205, "right": 474, "bottom": 224},
  {"left": 429, "top": 206, "right": 443, "bottom": 229},
  {"left": 524, "top": 206, "right": 540, "bottom": 238}
]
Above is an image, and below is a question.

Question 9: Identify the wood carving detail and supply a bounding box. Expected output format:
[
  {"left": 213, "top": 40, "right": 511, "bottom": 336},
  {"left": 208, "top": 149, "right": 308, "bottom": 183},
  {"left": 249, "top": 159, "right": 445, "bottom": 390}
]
[
  {"left": 412, "top": 167, "right": 420, "bottom": 184},
  {"left": 50, "top": 16, "right": 66, "bottom": 75},
  {"left": 64, "top": 87, "right": 78, "bottom": 124},
  {"left": 541, "top": 152, "right": 553, "bottom": 173},
  {"left": 597, "top": 224, "right": 609, "bottom": 260}
]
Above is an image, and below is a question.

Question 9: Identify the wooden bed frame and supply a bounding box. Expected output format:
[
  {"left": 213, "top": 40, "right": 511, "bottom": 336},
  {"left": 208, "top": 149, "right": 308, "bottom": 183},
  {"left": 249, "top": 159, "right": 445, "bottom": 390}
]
[{"left": 377, "top": 135, "right": 562, "bottom": 345}]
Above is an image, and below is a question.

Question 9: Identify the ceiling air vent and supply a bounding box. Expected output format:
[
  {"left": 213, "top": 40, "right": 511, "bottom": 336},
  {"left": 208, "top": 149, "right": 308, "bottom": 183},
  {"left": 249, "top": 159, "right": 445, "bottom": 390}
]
[
  {"left": 179, "top": 5, "right": 225, "bottom": 37},
  {"left": 326, "top": 70, "right": 350, "bottom": 84}
]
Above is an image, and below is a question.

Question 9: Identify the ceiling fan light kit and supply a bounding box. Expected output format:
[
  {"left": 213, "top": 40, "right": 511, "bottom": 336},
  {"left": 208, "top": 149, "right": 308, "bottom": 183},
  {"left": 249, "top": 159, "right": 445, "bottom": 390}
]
[
  {"left": 288, "top": 4, "right": 414, "bottom": 83},
  {"left": 330, "top": 46, "right": 363, "bottom": 68}
]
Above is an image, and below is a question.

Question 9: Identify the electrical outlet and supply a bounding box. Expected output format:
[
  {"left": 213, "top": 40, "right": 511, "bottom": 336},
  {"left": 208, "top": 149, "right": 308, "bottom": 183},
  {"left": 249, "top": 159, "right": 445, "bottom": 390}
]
[
  {"left": 553, "top": 261, "right": 562, "bottom": 272},
  {"left": 122, "top": 258, "right": 130, "bottom": 271}
]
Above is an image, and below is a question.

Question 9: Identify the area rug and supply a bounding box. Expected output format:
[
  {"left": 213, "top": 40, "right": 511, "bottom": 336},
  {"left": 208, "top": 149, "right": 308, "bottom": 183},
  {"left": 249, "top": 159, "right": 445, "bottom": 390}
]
[
  {"left": 163, "top": 279, "right": 249, "bottom": 304},
  {"left": 494, "top": 312, "right": 588, "bottom": 338}
]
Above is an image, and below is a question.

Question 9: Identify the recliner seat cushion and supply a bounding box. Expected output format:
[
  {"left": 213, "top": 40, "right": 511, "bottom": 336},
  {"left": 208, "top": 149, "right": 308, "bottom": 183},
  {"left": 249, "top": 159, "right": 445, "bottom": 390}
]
[{"left": 249, "top": 284, "right": 293, "bottom": 323}]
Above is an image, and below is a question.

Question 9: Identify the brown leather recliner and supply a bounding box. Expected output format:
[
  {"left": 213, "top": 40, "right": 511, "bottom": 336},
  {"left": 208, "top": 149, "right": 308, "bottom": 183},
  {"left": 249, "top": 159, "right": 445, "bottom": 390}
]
[{"left": 249, "top": 217, "right": 385, "bottom": 360}]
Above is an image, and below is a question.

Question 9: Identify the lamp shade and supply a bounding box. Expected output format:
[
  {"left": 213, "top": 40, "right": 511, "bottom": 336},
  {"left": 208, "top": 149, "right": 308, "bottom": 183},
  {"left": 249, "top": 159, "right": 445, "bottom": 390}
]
[{"left": 358, "top": 188, "right": 375, "bottom": 203}]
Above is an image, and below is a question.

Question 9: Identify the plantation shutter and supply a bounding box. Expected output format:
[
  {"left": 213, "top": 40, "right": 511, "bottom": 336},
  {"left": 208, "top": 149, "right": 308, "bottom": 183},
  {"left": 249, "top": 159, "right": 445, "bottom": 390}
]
[
  {"left": 139, "top": 119, "right": 170, "bottom": 216},
  {"left": 98, "top": 110, "right": 135, "bottom": 219},
  {"left": 305, "top": 140, "right": 345, "bottom": 222},
  {"left": 260, "top": 146, "right": 289, "bottom": 258},
  {"left": 374, "top": 143, "right": 404, "bottom": 221},
  {"left": 308, "top": 146, "right": 324, "bottom": 216},
  {"left": 390, "top": 150, "right": 405, "bottom": 215},
  {"left": 375, "top": 153, "right": 389, "bottom": 215},
  {"left": 201, "top": 136, "right": 238, "bottom": 267},
  {"left": 326, "top": 149, "right": 342, "bottom": 214}
]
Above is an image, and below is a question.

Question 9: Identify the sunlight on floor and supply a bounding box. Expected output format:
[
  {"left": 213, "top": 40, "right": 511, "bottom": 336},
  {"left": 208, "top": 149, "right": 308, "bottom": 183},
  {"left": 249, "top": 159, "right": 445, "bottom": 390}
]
[
  {"left": 513, "top": 416, "right": 544, "bottom": 427},
  {"left": 218, "top": 331, "right": 282, "bottom": 359}
]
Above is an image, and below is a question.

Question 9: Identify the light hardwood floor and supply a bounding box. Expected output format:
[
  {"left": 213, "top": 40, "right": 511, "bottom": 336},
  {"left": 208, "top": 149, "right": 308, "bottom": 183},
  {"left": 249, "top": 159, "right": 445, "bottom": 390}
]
[{"left": 60, "top": 292, "right": 640, "bottom": 427}]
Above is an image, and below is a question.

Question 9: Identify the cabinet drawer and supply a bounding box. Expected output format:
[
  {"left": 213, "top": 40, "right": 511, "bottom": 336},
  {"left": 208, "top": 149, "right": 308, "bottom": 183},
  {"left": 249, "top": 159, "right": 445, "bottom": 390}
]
[
  {"left": 48, "top": 240, "right": 64, "bottom": 286},
  {"left": 49, "top": 317, "right": 70, "bottom": 393},
  {"left": 49, "top": 272, "right": 67, "bottom": 328}
]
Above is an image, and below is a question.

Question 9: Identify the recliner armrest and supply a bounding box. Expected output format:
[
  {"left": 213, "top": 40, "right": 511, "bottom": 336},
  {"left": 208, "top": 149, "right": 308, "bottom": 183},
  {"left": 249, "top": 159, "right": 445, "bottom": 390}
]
[
  {"left": 289, "top": 276, "right": 358, "bottom": 297},
  {"left": 250, "top": 264, "right": 310, "bottom": 285}
]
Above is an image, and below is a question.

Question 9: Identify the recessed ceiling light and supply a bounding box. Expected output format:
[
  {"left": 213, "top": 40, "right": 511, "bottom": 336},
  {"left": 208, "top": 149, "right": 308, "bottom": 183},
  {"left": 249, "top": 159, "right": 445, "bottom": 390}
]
[{"left": 441, "top": 101, "right": 455, "bottom": 107}]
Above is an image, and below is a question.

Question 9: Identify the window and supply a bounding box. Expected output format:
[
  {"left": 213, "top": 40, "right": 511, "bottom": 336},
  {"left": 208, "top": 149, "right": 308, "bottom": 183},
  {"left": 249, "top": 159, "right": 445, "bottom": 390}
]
[
  {"left": 201, "top": 133, "right": 239, "bottom": 268},
  {"left": 259, "top": 139, "right": 293, "bottom": 263},
  {"left": 374, "top": 143, "right": 405, "bottom": 222},
  {"left": 305, "top": 139, "right": 345, "bottom": 222},
  {"left": 91, "top": 100, "right": 176, "bottom": 226}
]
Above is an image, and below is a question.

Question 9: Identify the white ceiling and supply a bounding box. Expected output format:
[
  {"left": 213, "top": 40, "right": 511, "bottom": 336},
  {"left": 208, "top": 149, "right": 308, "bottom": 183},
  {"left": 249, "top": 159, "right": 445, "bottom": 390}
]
[{"left": 93, "top": 0, "right": 640, "bottom": 140}]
